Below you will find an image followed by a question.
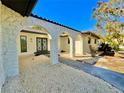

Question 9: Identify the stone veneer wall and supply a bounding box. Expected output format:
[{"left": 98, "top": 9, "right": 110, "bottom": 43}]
[
  {"left": 1, "top": 3, "right": 27, "bottom": 79},
  {"left": 0, "top": 1, "right": 5, "bottom": 92}
]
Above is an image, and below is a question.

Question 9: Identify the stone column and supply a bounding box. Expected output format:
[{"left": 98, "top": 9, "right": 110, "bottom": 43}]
[
  {"left": 70, "top": 38, "right": 75, "bottom": 58},
  {"left": 50, "top": 37, "right": 59, "bottom": 64},
  {"left": 0, "top": 1, "right": 5, "bottom": 92},
  {"left": 2, "top": 31, "right": 19, "bottom": 78},
  {"left": 1, "top": 4, "right": 26, "bottom": 78}
]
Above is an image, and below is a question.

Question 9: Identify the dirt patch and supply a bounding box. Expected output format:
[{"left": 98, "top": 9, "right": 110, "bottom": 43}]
[{"left": 95, "top": 56, "right": 124, "bottom": 74}]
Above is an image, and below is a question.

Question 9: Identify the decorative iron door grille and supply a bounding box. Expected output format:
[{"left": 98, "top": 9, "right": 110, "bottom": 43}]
[{"left": 36, "top": 37, "right": 48, "bottom": 53}]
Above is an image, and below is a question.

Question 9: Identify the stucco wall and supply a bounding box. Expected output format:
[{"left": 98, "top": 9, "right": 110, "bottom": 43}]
[{"left": 17, "top": 32, "right": 50, "bottom": 55}]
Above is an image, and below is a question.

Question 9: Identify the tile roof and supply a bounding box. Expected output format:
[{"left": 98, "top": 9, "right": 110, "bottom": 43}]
[
  {"left": 31, "top": 14, "right": 81, "bottom": 33},
  {"left": 82, "top": 31, "right": 102, "bottom": 39}
]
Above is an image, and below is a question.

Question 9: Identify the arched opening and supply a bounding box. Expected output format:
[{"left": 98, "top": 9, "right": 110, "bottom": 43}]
[
  {"left": 75, "top": 34, "right": 83, "bottom": 56},
  {"left": 58, "top": 32, "right": 73, "bottom": 58},
  {"left": 16, "top": 25, "right": 52, "bottom": 73}
]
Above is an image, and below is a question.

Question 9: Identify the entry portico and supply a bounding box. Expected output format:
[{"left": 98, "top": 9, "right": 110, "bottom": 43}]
[{"left": 1, "top": 2, "right": 82, "bottom": 82}]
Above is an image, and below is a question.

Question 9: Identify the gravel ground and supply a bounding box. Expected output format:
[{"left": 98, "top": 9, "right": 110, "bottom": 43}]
[{"left": 1, "top": 55, "right": 122, "bottom": 93}]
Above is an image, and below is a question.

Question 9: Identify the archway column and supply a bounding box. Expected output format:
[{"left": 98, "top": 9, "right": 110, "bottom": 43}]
[
  {"left": 70, "top": 38, "right": 75, "bottom": 58},
  {"left": 50, "top": 37, "right": 59, "bottom": 64}
]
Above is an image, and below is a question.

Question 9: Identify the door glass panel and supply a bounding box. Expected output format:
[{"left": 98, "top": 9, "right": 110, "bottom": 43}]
[
  {"left": 38, "top": 39, "right": 42, "bottom": 51},
  {"left": 36, "top": 38, "right": 48, "bottom": 52},
  {"left": 42, "top": 39, "right": 47, "bottom": 50},
  {"left": 20, "top": 36, "right": 27, "bottom": 52}
]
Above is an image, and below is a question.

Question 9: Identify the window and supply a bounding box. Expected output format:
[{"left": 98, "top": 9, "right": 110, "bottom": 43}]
[
  {"left": 68, "top": 38, "right": 70, "bottom": 44},
  {"left": 20, "top": 35, "right": 27, "bottom": 52},
  {"left": 94, "top": 39, "right": 97, "bottom": 44},
  {"left": 88, "top": 37, "right": 91, "bottom": 44}
]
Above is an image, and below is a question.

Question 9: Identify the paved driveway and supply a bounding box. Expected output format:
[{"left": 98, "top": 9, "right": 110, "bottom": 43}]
[{"left": 60, "top": 58, "right": 124, "bottom": 92}]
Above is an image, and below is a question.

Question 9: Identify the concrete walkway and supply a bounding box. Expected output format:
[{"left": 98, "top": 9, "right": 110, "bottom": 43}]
[{"left": 60, "top": 58, "right": 124, "bottom": 92}]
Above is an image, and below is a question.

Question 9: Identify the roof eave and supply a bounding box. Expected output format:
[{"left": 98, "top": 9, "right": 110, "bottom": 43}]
[{"left": 1, "top": 0, "right": 38, "bottom": 16}]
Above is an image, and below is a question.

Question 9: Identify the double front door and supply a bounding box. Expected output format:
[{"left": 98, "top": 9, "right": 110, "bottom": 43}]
[{"left": 36, "top": 37, "right": 48, "bottom": 53}]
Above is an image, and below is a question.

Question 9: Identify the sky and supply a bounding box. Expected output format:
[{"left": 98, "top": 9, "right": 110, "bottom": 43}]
[{"left": 32, "top": 0, "right": 98, "bottom": 31}]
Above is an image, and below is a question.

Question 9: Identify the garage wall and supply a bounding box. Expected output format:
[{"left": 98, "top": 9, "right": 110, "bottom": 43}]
[
  {"left": 16, "top": 32, "right": 50, "bottom": 55},
  {"left": 75, "top": 41, "right": 82, "bottom": 55},
  {"left": 75, "top": 35, "right": 83, "bottom": 56}
]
